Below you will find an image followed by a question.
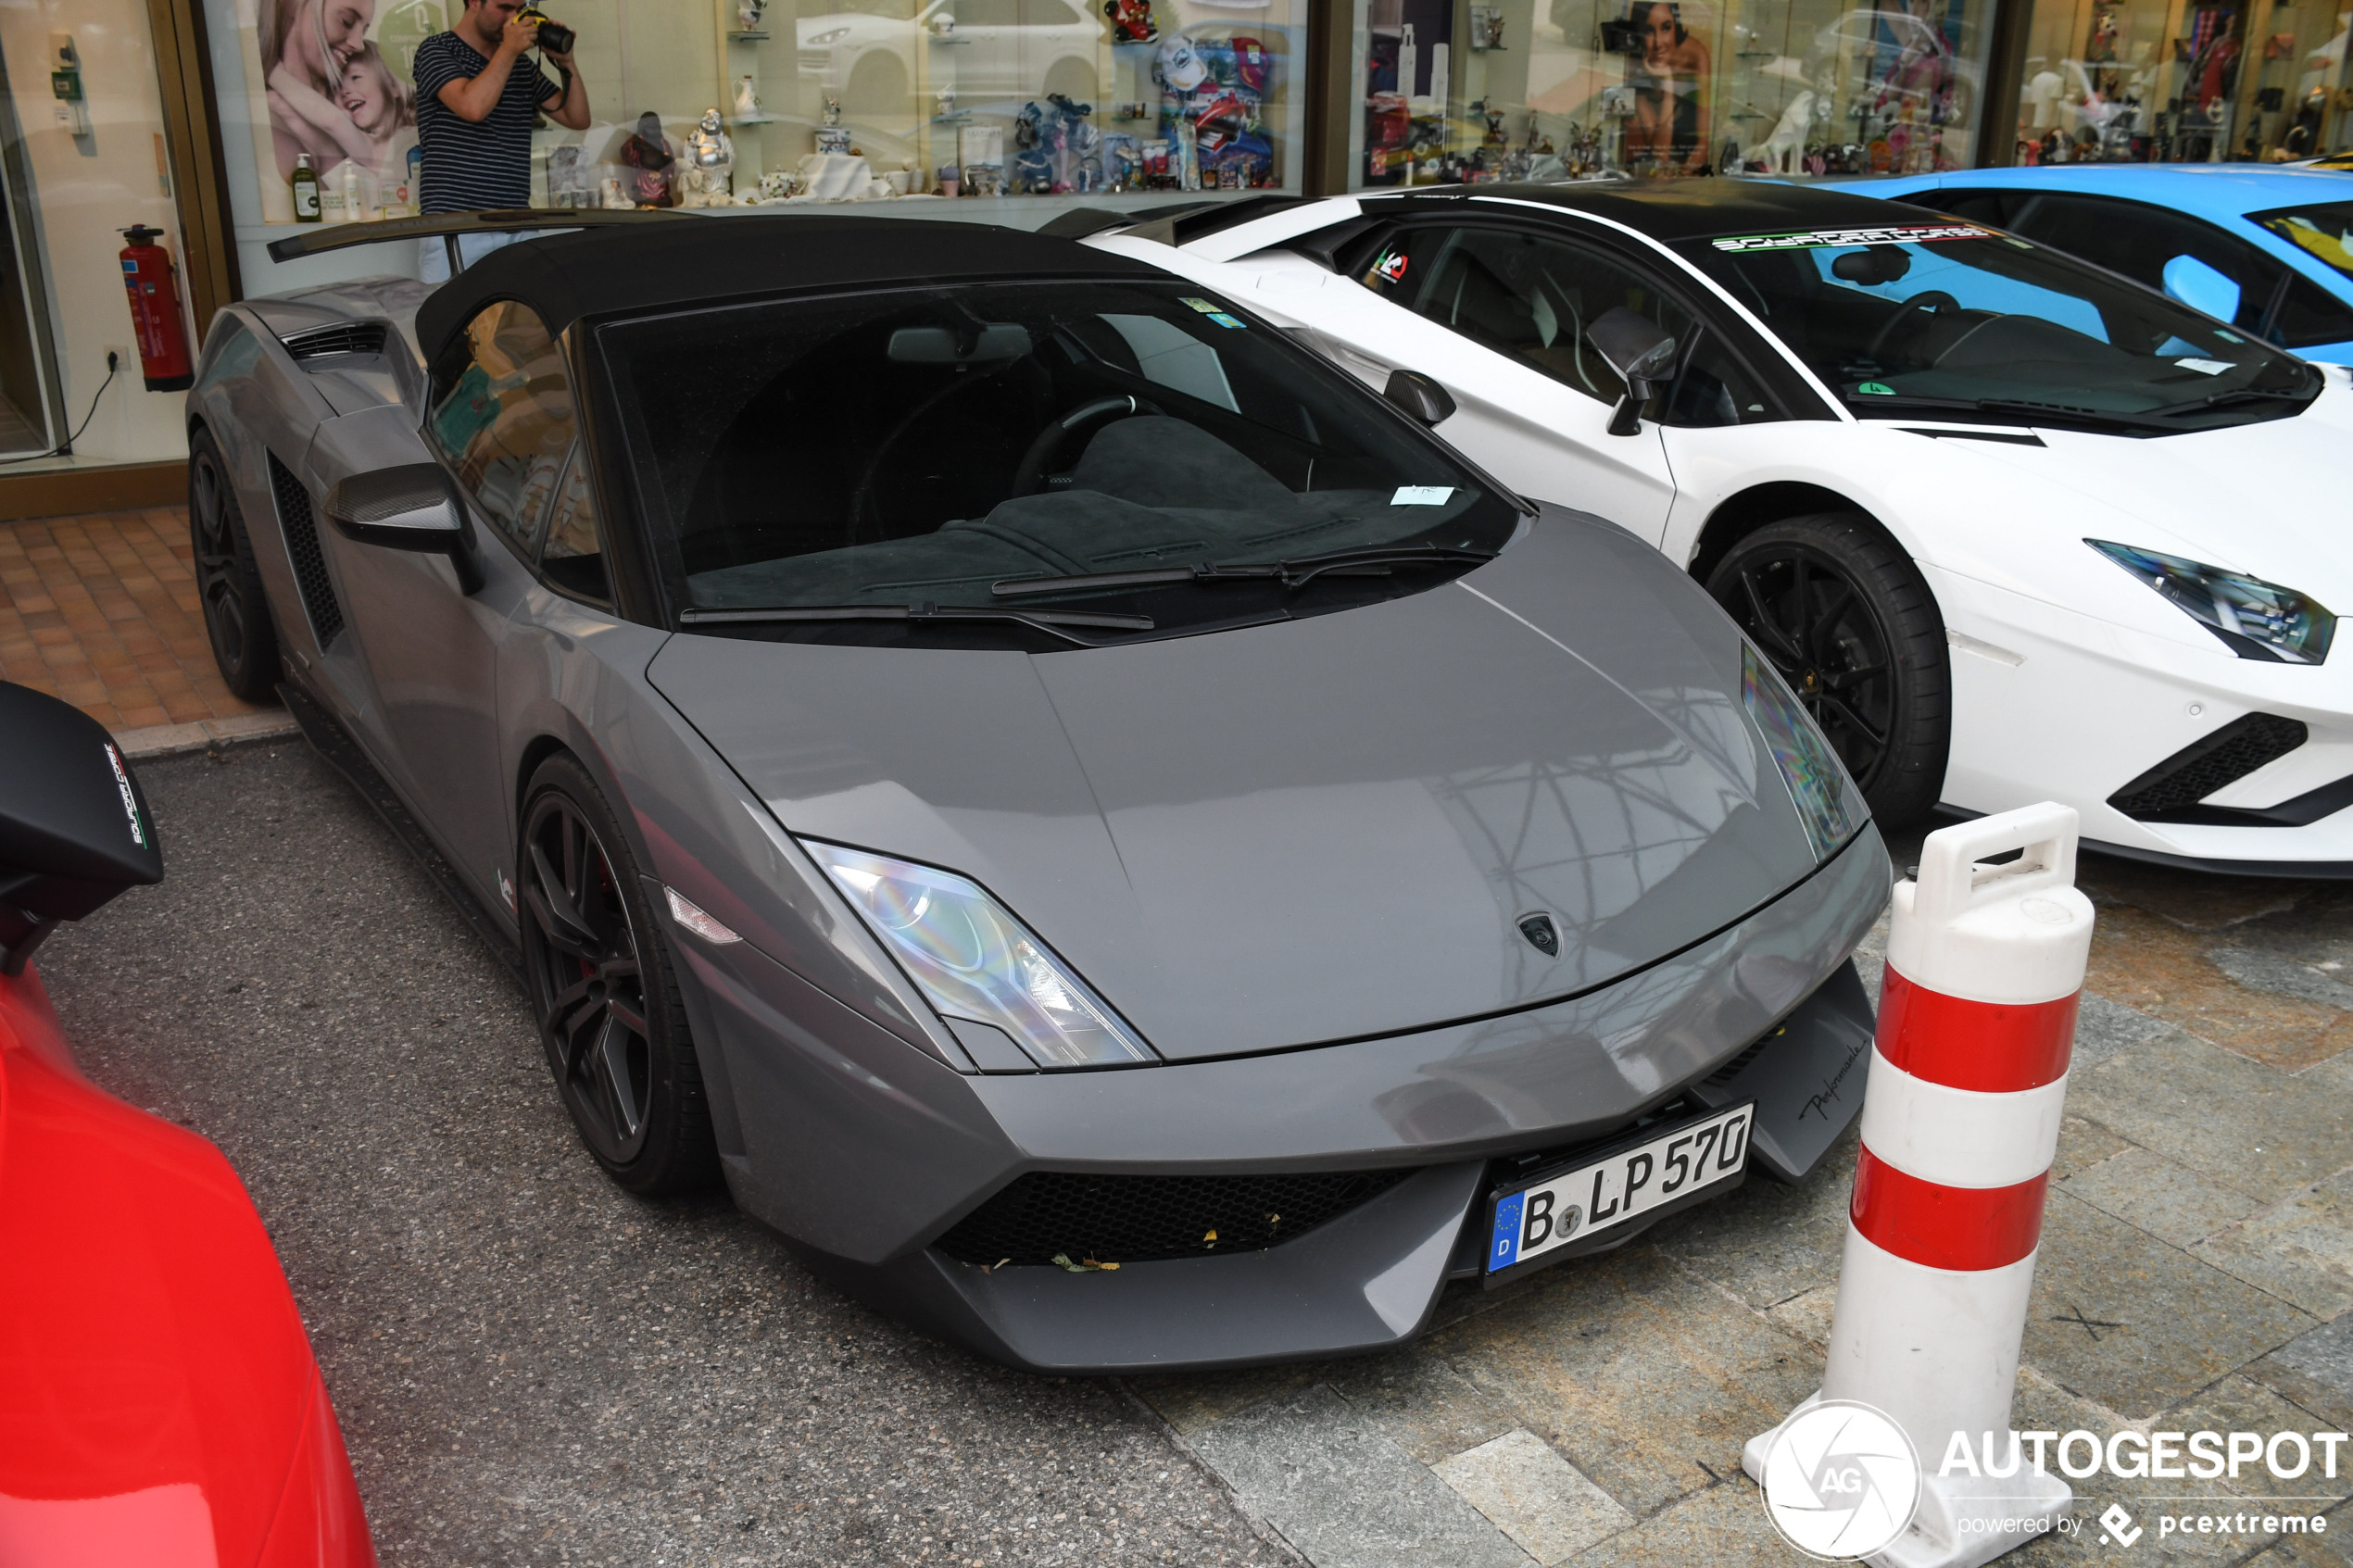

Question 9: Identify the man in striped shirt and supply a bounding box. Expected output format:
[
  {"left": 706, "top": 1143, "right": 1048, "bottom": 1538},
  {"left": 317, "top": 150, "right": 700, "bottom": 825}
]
[{"left": 412, "top": 0, "right": 590, "bottom": 282}]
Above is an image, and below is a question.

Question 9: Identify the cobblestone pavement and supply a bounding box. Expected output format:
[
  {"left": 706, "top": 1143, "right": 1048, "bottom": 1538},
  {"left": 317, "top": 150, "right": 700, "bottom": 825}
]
[{"left": 31, "top": 734, "right": 2353, "bottom": 1566}]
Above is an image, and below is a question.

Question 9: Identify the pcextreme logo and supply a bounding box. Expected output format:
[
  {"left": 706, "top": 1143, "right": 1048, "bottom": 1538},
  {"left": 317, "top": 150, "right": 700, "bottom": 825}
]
[{"left": 1758, "top": 1400, "right": 1922, "bottom": 1561}]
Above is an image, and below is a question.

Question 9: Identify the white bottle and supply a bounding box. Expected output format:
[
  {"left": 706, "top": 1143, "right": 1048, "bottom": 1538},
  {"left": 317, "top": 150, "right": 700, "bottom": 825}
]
[{"left": 339, "top": 163, "right": 360, "bottom": 222}]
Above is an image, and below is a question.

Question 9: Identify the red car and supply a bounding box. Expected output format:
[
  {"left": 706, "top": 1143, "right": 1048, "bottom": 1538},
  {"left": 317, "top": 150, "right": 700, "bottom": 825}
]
[{"left": 0, "top": 683, "right": 376, "bottom": 1568}]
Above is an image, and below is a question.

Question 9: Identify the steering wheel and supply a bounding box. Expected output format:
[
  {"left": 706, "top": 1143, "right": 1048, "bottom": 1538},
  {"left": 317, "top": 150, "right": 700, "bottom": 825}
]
[
  {"left": 1865, "top": 289, "right": 1960, "bottom": 363},
  {"left": 1010, "top": 395, "right": 1158, "bottom": 497}
]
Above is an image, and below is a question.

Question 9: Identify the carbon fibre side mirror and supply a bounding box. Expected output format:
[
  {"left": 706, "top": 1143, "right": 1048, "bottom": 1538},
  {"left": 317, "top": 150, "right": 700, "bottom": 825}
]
[
  {"left": 1383, "top": 368, "right": 1455, "bottom": 425},
  {"left": 323, "top": 463, "right": 484, "bottom": 594}
]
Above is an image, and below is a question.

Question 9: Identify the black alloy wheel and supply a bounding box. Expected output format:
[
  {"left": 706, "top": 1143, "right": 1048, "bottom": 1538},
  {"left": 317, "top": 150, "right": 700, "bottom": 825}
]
[
  {"left": 1705, "top": 512, "right": 1950, "bottom": 825},
  {"left": 188, "top": 430, "right": 282, "bottom": 701},
  {"left": 518, "top": 755, "right": 718, "bottom": 1196}
]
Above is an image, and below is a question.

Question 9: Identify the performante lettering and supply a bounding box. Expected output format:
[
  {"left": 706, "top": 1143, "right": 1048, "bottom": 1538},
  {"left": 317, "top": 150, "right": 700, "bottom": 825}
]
[{"left": 1711, "top": 225, "right": 1991, "bottom": 253}]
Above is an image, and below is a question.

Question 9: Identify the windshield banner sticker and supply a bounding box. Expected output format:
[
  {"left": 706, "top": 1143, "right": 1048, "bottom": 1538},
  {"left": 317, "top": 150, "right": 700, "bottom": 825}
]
[{"left": 1711, "top": 224, "right": 1991, "bottom": 253}]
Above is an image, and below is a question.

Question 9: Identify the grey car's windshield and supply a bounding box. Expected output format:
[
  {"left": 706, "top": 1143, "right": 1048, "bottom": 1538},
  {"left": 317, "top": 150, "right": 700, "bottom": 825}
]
[
  {"left": 1681, "top": 220, "right": 2322, "bottom": 433},
  {"left": 2250, "top": 201, "right": 2353, "bottom": 284},
  {"left": 599, "top": 280, "right": 1521, "bottom": 645}
]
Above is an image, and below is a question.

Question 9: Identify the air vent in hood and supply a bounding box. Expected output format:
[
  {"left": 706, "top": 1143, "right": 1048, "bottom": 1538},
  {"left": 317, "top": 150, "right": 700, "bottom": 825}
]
[{"left": 282, "top": 321, "right": 387, "bottom": 361}]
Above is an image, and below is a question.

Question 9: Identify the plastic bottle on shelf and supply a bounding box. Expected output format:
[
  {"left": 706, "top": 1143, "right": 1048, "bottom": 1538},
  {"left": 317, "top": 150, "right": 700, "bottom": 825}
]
[{"left": 291, "top": 153, "right": 321, "bottom": 222}]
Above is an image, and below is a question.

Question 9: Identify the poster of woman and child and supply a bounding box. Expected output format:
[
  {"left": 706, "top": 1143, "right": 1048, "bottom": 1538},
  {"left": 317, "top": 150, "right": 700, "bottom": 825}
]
[{"left": 242, "top": 0, "right": 434, "bottom": 221}]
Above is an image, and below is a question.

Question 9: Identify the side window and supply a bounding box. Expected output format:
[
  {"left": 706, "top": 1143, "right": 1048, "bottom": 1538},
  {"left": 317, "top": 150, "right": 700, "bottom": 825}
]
[
  {"left": 539, "top": 448, "right": 610, "bottom": 601},
  {"left": 1661, "top": 331, "right": 1775, "bottom": 428},
  {"left": 428, "top": 300, "right": 575, "bottom": 558},
  {"left": 2266, "top": 270, "right": 2353, "bottom": 350},
  {"left": 2002, "top": 194, "right": 2291, "bottom": 341},
  {"left": 1386, "top": 226, "right": 1696, "bottom": 408}
]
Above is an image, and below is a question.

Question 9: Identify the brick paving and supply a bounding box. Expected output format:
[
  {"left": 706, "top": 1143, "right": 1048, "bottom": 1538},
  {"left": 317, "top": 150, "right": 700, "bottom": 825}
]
[{"left": 0, "top": 507, "right": 271, "bottom": 734}]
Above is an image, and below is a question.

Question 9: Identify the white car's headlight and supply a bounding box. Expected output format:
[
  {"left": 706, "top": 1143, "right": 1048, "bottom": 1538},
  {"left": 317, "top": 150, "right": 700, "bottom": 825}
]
[
  {"left": 2089, "top": 540, "right": 2335, "bottom": 664},
  {"left": 1742, "top": 645, "right": 1861, "bottom": 859},
  {"left": 804, "top": 25, "right": 851, "bottom": 44},
  {"left": 805, "top": 840, "right": 1155, "bottom": 1069}
]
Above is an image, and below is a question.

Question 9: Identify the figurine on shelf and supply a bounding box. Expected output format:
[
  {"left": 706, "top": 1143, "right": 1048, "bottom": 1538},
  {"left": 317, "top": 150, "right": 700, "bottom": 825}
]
[
  {"left": 736, "top": 0, "right": 766, "bottom": 30},
  {"left": 936, "top": 85, "right": 956, "bottom": 118},
  {"left": 816, "top": 93, "right": 850, "bottom": 154},
  {"left": 620, "top": 110, "right": 676, "bottom": 206},
  {"left": 1103, "top": 0, "right": 1158, "bottom": 44},
  {"left": 680, "top": 108, "right": 735, "bottom": 205},
  {"left": 733, "top": 75, "right": 760, "bottom": 118}
]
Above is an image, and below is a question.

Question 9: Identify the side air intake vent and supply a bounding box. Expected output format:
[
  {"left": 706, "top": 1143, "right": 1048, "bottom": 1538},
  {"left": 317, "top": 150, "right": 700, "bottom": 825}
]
[
  {"left": 935, "top": 1168, "right": 1416, "bottom": 1268},
  {"left": 2108, "top": 713, "right": 2309, "bottom": 821},
  {"left": 267, "top": 453, "right": 346, "bottom": 646},
  {"left": 282, "top": 322, "right": 387, "bottom": 361}
]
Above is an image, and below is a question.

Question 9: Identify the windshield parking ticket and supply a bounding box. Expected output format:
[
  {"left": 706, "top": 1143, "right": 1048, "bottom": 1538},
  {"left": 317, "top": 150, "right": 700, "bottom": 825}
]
[{"left": 1710, "top": 224, "right": 1991, "bottom": 252}]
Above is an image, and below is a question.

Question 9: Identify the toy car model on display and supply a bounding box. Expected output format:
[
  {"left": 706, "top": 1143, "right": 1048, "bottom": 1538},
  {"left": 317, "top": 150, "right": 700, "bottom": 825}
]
[
  {"left": 1076, "top": 180, "right": 2353, "bottom": 873},
  {"left": 1845, "top": 164, "right": 2353, "bottom": 365},
  {"left": 0, "top": 683, "right": 376, "bottom": 1567},
  {"left": 207, "top": 208, "right": 1887, "bottom": 1374}
]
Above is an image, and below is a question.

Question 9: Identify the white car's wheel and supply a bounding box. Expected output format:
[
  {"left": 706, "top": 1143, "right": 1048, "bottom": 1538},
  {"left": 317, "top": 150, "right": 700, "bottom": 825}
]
[{"left": 1705, "top": 513, "right": 1950, "bottom": 825}]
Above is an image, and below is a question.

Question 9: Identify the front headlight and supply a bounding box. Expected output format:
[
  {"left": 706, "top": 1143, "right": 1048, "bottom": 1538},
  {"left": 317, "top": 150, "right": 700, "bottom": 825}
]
[
  {"left": 2089, "top": 540, "right": 2334, "bottom": 664},
  {"left": 804, "top": 25, "right": 851, "bottom": 44},
  {"left": 804, "top": 840, "right": 1155, "bottom": 1069},
  {"left": 1742, "top": 645, "right": 1860, "bottom": 860}
]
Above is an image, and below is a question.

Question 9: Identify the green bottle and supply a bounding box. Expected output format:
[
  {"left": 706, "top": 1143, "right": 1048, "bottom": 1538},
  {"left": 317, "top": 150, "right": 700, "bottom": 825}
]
[{"left": 292, "top": 153, "right": 321, "bottom": 222}]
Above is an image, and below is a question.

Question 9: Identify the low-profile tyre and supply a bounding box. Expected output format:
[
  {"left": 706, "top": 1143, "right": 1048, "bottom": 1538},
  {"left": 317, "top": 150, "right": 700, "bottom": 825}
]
[
  {"left": 188, "top": 429, "right": 283, "bottom": 701},
  {"left": 518, "top": 755, "right": 720, "bottom": 1197},
  {"left": 1705, "top": 512, "right": 1949, "bottom": 825}
]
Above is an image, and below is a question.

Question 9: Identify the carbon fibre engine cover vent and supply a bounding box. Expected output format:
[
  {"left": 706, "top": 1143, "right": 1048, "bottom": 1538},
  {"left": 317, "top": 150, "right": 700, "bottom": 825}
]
[
  {"left": 935, "top": 1168, "right": 1417, "bottom": 1268},
  {"left": 281, "top": 321, "right": 388, "bottom": 361},
  {"left": 2108, "top": 713, "right": 2309, "bottom": 821}
]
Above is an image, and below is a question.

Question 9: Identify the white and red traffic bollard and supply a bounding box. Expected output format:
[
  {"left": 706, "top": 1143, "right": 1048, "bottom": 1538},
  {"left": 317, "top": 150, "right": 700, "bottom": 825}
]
[{"left": 1743, "top": 803, "right": 2093, "bottom": 1568}]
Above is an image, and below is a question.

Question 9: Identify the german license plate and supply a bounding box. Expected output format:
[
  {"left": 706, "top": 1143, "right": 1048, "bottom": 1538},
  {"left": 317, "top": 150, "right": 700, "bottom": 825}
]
[{"left": 1483, "top": 1103, "right": 1754, "bottom": 1280}]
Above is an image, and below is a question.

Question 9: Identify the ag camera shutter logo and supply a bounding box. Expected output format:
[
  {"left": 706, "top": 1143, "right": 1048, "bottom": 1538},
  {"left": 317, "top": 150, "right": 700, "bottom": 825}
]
[{"left": 1759, "top": 1400, "right": 1922, "bottom": 1560}]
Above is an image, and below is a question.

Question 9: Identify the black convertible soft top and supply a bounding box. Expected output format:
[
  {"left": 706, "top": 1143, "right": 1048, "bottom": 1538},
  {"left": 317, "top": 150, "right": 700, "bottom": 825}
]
[{"left": 413, "top": 215, "right": 1164, "bottom": 361}]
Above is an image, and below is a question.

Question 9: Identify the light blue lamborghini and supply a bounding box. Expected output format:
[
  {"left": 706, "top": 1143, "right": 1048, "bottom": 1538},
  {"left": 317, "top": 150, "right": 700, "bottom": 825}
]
[{"left": 1839, "top": 164, "right": 2353, "bottom": 364}]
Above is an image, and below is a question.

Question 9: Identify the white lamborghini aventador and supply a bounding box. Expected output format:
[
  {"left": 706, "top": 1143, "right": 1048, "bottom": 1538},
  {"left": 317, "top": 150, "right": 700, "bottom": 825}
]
[{"left": 1070, "top": 179, "right": 2353, "bottom": 874}]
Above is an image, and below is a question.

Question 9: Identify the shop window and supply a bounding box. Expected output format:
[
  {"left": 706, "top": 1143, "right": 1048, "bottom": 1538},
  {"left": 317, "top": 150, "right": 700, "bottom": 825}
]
[
  {"left": 428, "top": 300, "right": 573, "bottom": 559},
  {"left": 2008, "top": 0, "right": 2353, "bottom": 165},
  {"left": 1347, "top": 0, "right": 1994, "bottom": 191}
]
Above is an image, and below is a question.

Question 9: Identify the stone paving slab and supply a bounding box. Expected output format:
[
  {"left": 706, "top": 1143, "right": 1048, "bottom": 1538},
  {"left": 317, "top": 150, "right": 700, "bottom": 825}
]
[
  {"left": 1433, "top": 1429, "right": 1633, "bottom": 1565},
  {"left": 1130, "top": 845, "right": 2353, "bottom": 1568},
  {"left": 1188, "top": 1384, "right": 1532, "bottom": 1568},
  {"left": 2021, "top": 1192, "right": 2315, "bottom": 1421}
]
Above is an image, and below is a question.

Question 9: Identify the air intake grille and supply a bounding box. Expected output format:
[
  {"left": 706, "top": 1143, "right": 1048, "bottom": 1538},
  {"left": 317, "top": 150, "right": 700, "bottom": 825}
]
[
  {"left": 935, "top": 1168, "right": 1417, "bottom": 1268},
  {"left": 268, "top": 452, "right": 345, "bottom": 646},
  {"left": 2108, "top": 713, "right": 2309, "bottom": 821},
  {"left": 281, "top": 321, "right": 387, "bottom": 360}
]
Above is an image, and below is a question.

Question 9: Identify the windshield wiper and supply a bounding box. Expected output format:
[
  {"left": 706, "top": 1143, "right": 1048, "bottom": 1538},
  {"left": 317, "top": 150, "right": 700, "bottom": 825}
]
[
  {"left": 2146, "top": 385, "right": 2318, "bottom": 418},
  {"left": 678, "top": 601, "right": 1154, "bottom": 646},
  {"left": 1842, "top": 393, "right": 2182, "bottom": 435},
  {"left": 993, "top": 544, "right": 1498, "bottom": 599}
]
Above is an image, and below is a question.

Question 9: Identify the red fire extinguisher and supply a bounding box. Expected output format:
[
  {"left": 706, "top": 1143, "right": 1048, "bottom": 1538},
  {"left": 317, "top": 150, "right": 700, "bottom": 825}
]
[{"left": 118, "top": 224, "right": 194, "bottom": 392}]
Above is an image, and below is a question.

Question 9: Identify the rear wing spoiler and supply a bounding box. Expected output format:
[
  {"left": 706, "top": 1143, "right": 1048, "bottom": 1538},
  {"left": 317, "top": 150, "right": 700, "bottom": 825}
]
[{"left": 265, "top": 207, "right": 691, "bottom": 266}]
